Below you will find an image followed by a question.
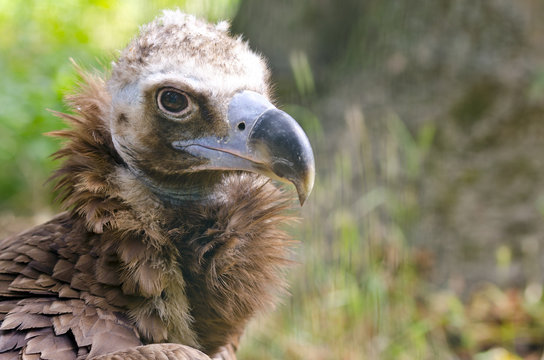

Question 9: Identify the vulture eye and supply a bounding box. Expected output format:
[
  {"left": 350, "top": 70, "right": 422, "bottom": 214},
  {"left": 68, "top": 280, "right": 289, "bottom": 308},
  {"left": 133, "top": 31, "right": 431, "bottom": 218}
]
[{"left": 157, "top": 88, "right": 190, "bottom": 116}]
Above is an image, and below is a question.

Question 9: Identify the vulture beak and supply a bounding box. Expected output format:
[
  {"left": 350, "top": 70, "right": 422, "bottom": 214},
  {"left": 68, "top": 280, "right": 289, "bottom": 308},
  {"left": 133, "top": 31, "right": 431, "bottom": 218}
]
[{"left": 172, "top": 90, "right": 315, "bottom": 205}]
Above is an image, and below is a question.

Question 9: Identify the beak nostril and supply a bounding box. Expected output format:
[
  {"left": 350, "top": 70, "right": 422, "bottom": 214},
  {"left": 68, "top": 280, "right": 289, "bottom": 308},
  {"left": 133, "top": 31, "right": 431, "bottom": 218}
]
[{"left": 237, "top": 122, "right": 246, "bottom": 131}]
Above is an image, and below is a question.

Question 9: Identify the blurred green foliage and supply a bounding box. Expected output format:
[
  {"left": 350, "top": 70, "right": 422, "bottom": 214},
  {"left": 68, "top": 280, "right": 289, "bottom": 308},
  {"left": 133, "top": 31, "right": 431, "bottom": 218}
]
[
  {"left": 0, "top": 0, "right": 240, "bottom": 213},
  {"left": 237, "top": 98, "right": 445, "bottom": 359}
]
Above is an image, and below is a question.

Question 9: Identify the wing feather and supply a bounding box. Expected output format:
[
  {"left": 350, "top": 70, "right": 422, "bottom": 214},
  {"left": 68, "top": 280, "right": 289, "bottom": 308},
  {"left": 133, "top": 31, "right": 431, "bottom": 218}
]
[{"left": 0, "top": 214, "right": 145, "bottom": 358}]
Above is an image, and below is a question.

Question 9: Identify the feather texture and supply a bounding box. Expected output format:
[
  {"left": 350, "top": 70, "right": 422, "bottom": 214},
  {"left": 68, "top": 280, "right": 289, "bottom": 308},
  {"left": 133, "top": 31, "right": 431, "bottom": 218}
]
[{"left": 0, "top": 10, "right": 300, "bottom": 359}]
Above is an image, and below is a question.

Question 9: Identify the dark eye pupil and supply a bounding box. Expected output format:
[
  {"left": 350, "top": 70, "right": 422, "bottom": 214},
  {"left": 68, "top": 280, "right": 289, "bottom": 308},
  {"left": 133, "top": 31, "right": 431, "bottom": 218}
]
[{"left": 160, "top": 90, "right": 188, "bottom": 113}]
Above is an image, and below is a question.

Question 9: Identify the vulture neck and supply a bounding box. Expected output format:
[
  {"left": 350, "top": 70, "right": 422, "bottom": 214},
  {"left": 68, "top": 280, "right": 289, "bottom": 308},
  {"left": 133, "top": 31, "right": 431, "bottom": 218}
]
[
  {"left": 51, "top": 72, "right": 296, "bottom": 355},
  {"left": 127, "top": 166, "right": 234, "bottom": 206},
  {"left": 123, "top": 163, "right": 212, "bottom": 204}
]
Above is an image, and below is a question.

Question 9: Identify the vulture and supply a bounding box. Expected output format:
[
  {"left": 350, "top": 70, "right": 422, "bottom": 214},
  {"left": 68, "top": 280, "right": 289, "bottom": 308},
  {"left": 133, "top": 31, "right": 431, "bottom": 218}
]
[{"left": 0, "top": 10, "right": 314, "bottom": 360}]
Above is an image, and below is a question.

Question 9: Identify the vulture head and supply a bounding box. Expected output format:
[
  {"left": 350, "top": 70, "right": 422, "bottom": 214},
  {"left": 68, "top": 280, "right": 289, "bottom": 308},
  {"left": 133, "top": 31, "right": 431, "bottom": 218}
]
[
  {"left": 31, "top": 9, "right": 316, "bottom": 358},
  {"left": 107, "top": 11, "right": 314, "bottom": 205}
]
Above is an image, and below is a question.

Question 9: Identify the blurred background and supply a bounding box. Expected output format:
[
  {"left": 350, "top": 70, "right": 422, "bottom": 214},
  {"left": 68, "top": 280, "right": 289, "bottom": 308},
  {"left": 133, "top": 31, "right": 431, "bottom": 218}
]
[{"left": 1, "top": 1, "right": 544, "bottom": 359}]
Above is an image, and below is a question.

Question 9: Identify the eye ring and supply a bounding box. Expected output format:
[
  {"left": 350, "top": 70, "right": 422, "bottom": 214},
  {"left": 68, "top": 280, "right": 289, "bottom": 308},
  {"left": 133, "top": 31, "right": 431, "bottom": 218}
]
[{"left": 157, "top": 87, "right": 191, "bottom": 116}]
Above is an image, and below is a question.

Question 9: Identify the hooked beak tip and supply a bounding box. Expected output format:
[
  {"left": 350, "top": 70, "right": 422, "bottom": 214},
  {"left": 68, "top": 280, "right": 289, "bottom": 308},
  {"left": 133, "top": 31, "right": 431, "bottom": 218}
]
[{"left": 294, "top": 165, "right": 315, "bottom": 206}]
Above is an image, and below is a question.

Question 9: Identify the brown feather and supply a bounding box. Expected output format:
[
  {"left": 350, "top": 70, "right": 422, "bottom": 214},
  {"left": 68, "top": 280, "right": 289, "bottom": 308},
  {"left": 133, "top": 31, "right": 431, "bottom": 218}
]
[
  {"left": 21, "top": 350, "right": 40, "bottom": 360},
  {"left": 25, "top": 328, "right": 75, "bottom": 359},
  {"left": 0, "top": 332, "right": 26, "bottom": 352},
  {"left": 11, "top": 255, "right": 30, "bottom": 263},
  {"left": 57, "top": 285, "right": 80, "bottom": 299},
  {"left": 52, "top": 259, "right": 75, "bottom": 283},
  {"left": 91, "top": 343, "right": 212, "bottom": 360},
  {"left": 1, "top": 11, "right": 299, "bottom": 360}
]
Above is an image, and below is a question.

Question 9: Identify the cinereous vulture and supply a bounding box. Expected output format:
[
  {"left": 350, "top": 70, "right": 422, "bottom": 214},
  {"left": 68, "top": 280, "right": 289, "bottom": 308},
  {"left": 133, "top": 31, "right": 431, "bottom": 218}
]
[{"left": 0, "top": 10, "right": 314, "bottom": 360}]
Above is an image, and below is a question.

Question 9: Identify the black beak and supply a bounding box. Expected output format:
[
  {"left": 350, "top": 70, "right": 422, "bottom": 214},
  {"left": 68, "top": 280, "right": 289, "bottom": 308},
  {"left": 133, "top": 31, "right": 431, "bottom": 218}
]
[{"left": 172, "top": 91, "right": 315, "bottom": 205}]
